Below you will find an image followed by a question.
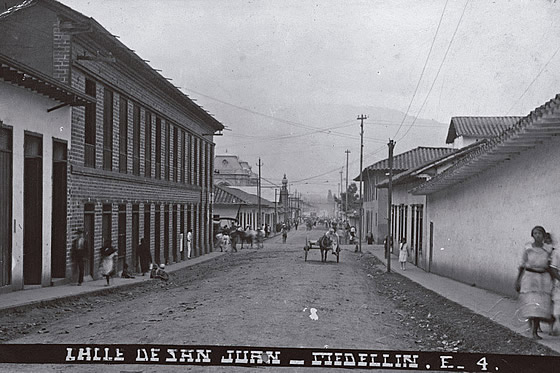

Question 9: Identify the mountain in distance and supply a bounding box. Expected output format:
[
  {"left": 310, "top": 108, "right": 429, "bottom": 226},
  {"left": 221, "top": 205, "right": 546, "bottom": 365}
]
[{"left": 214, "top": 103, "right": 451, "bottom": 197}]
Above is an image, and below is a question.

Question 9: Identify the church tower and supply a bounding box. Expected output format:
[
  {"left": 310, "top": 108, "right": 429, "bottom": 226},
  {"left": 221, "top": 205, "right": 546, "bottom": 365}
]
[{"left": 279, "top": 174, "right": 289, "bottom": 223}]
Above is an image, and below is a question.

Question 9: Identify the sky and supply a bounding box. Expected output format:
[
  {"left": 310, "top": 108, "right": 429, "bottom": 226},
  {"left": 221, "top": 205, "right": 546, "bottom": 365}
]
[{"left": 59, "top": 0, "right": 560, "bottom": 198}]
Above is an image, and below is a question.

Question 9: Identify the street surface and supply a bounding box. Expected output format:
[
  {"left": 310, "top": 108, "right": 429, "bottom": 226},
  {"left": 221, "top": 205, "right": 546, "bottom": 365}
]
[{"left": 0, "top": 228, "right": 555, "bottom": 372}]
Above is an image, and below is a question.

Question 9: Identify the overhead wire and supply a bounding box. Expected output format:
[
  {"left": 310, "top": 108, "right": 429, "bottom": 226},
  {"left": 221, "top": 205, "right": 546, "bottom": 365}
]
[
  {"left": 505, "top": 44, "right": 560, "bottom": 115},
  {"left": 397, "top": 0, "right": 471, "bottom": 144},
  {"left": 393, "top": 0, "right": 450, "bottom": 139}
]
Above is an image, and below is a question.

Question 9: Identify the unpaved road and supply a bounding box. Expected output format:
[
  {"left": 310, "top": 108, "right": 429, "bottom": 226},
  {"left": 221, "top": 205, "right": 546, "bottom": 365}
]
[{"left": 0, "top": 228, "right": 555, "bottom": 372}]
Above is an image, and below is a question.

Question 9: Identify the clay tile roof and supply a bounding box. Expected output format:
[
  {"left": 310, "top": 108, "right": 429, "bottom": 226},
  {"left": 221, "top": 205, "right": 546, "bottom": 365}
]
[
  {"left": 413, "top": 94, "right": 560, "bottom": 195},
  {"left": 445, "top": 116, "right": 522, "bottom": 144},
  {"left": 357, "top": 147, "right": 456, "bottom": 180},
  {"left": 213, "top": 185, "right": 271, "bottom": 207}
]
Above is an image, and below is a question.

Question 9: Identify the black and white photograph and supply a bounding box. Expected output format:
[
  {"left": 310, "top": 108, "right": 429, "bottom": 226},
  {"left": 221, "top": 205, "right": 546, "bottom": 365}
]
[{"left": 1, "top": 0, "right": 560, "bottom": 372}]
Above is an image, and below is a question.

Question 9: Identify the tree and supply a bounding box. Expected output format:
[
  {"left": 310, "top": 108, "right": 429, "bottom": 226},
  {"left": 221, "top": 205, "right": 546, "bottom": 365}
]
[{"left": 334, "top": 183, "right": 362, "bottom": 215}]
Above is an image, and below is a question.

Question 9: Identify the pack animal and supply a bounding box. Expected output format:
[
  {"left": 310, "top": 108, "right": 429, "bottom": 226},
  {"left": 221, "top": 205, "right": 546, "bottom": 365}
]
[
  {"left": 318, "top": 234, "right": 334, "bottom": 262},
  {"left": 230, "top": 228, "right": 258, "bottom": 250}
]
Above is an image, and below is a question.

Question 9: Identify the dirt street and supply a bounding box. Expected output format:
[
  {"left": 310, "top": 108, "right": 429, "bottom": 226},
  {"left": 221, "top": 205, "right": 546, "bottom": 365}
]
[{"left": 0, "top": 228, "right": 555, "bottom": 372}]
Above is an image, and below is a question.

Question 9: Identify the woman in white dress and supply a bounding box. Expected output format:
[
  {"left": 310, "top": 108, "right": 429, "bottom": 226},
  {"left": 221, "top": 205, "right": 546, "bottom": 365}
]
[
  {"left": 100, "top": 240, "right": 117, "bottom": 286},
  {"left": 515, "top": 226, "right": 553, "bottom": 339},
  {"left": 399, "top": 238, "right": 409, "bottom": 271}
]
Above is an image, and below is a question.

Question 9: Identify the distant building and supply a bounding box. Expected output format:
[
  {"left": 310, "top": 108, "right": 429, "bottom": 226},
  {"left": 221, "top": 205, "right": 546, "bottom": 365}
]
[
  {"left": 213, "top": 185, "right": 275, "bottom": 230},
  {"left": 214, "top": 154, "right": 258, "bottom": 186}
]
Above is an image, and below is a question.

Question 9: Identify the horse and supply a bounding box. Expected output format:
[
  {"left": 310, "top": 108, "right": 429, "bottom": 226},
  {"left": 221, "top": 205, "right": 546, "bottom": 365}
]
[
  {"left": 230, "top": 227, "right": 257, "bottom": 250},
  {"left": 318, "top": 234, "right": 334, "bottom": 262}
]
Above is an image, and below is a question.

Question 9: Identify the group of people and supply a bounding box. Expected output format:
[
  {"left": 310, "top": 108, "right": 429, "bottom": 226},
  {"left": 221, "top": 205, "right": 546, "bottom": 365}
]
[
  {"left": 72, "top": 228, "right": 194, "bottom": 286},
  {"left": 516, "top": 225, "right": 560, "bottom": 339}
]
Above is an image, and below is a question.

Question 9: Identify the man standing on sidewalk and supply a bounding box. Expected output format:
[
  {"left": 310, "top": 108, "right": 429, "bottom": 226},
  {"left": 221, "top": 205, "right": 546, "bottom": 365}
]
[{"left": 72, "top": 228, "right": 86, "bottom": 285}]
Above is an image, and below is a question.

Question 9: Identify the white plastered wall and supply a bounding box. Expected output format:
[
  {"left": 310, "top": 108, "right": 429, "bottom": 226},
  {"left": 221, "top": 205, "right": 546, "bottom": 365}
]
[
  {"left": 426, "top": 135, "right": 560, "bottom": 296},
  {"left": 0, "top": 82, "right": 71, "bottom": 289}
]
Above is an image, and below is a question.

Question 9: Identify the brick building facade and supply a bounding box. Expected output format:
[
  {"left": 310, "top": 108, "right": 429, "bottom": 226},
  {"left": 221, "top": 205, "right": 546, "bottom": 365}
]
[{"left": 0, "top": 0, "right": 223, "bottom": 289}]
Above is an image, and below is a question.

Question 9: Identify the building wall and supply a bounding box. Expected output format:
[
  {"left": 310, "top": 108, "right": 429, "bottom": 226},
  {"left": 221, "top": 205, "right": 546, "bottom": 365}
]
[
  {"left": 389, "top": 184, "right": 428, "bottom": 268},
  {"left": 2, "top": 2, "right": 219, "bottom": 288},
  {"left": 0, "top": 3, "right": 56, "bottom": 76},
  {"left": 0, "top": 82, "right": 71, "bottom": 290},
  {"left": 362, "top": 171, "right": 388, "bottom": 243},
  {"left": 426, "top": 135, "right": 560, "bottom": 296}
]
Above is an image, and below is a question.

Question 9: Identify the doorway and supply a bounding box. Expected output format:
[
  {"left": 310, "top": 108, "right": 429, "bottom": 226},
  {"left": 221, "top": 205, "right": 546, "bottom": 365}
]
[
  {"left": 0, "top": 126, "right": 12, "bottom": 286},
  {"left": 23, "top": 134, "right": 42, "bottom": 285},
  {"left": 51, "top": 140, "right": 67, "bottom": 278},
  {"left": 83, "top": 204, "right": 95, "bottom": 278}
]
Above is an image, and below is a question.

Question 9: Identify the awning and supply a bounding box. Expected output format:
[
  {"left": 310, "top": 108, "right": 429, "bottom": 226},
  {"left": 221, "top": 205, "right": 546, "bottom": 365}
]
[{"left": 0, "top": 53, "right": 95, "bottom": 109}]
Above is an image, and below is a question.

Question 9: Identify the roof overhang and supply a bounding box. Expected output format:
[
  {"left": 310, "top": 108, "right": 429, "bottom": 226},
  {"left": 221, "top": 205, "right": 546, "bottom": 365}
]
[
  {"left": 0, "top": 53, "right": 95, "bottom": 108},
  {"left": 412, "top": 95, "right": 560, "bottom": 195}
]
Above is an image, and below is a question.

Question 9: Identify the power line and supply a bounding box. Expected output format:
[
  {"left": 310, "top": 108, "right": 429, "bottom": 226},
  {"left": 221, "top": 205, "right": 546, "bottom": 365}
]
[
  {"left": 505, "top": 44, "right": 560, "bottom": 115},
  {"left": 393, "top": 0, "right": 450, "bottom": 139},
  {"left": 397, "top": 0, "right": 471, "bottom": 144}
]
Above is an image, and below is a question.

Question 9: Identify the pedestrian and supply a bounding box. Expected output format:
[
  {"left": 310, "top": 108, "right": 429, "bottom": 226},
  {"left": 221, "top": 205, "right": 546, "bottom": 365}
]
[
  {"left": 282, "top": 224, "right": 288, "bottom": 244},
  {"left": 367, "top": 231, "right": 374, "bottom": 245},
  {"left": 100, "top": 239, "right": 117, "bottom": 286},
  {"left": 547, "top": 232, "right": 560, "bottom": 336},
  {"left": 137, "top": 238, "right": 151, "bottom": 276},
  {"left": 72, "top": 228, "right": 86, "bottom": 285},
  {"left": 515, "top": 225, "right": 553, "bottom": 339},
  {"left": 384, "top": 235, "right": 393, "bottom": 259},
  {"left": 399, "top": 238, "right": 409, "bottom": 270},
  {"left": 186, "top": 229, "right": 192, "bottom": 259}
]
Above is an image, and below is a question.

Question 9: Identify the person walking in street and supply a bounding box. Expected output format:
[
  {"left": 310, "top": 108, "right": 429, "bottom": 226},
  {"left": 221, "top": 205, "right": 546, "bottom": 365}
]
[
  {"left": 72, "top": 228, "right": 86, "bottom": 286},
  {"left": 282, "top": 224, "right": 288, "bottom": 244},
  {"left": 137, "top": 238, "right": 151, "bottom": 276},
  {"left": 186, "top": 229, "right": 192, "bottom": 259},
  {"left": 399, "top": 238, "right": 409, "bottom": 270},
  {"left": 515, "top": 225, "right": 553, "bottom": 339},
  {"left": 100, "top": 240, "right": 118, "bottom": 286}
]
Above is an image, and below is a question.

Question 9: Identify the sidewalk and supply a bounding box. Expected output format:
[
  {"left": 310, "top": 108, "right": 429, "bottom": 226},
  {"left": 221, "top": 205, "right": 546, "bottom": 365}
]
[
  {"left": 2, "top": 240, "right": 560, "bottom": 354},
  {"left": 0, "top": 251, "right": 227, "bottom": 312},
  {"left": 361, "top": 244, "right": 560, "bottom": 354}
]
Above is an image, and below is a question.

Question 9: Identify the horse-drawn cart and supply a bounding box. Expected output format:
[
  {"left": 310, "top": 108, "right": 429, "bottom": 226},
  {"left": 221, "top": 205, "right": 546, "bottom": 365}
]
[{"left": 304, "top": 235, "right": 340, "bottom": 263}]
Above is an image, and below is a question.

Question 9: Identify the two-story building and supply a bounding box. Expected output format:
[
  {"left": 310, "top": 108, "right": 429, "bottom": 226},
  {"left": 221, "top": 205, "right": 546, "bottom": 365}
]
[{"left": 0, "top": 0, "right": 223, "bottom": 291}]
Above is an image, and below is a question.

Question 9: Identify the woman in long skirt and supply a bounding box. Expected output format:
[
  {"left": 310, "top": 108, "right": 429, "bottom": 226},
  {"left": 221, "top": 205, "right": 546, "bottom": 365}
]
[
  {"left": 100, "top": 240, "right": 117, "bottom": 286},
  {"left": 515, "top": 226, "right": 553, "bottom": 339},
  {"left": 399, "top": 238, "right": 409, "bottom": 270}
]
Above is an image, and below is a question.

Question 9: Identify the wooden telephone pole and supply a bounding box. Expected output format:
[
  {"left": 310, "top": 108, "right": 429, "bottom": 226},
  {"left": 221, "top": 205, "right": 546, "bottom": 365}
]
[
  {"left": 344, "top": 150, "right": 350, "bottom": 221},
  {"left": 357, "top": 114, "right": 367, "bottom": 253},
  {"left": 387, "top": 139, "right": 395, "bottom": 273},
  {"left": 257, "top": 158, "right": 263, "bottom": 228}
]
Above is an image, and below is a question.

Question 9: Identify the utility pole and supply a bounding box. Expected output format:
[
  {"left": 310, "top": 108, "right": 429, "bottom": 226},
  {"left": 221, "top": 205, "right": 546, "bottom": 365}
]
[
  {"left": 339, "top": 169, "right": 343, "bottom": 219},
  {"left": 357, "top": 114, "right": 367, "bottom": 253},
  {"left": 387, "top": 139, "right": 395, "bottom": 273},
  {"left": 274, "top": 188, "right": 278, "bottom": 227},
  {"left": 337, "top": 182, "right": 340, "bottom": 218},
  {"left": 345, "top": 149, "right": 350, "bottom": 221},
  {"left": 257, "top": 158, "right": 263, "bottom": 228}
]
